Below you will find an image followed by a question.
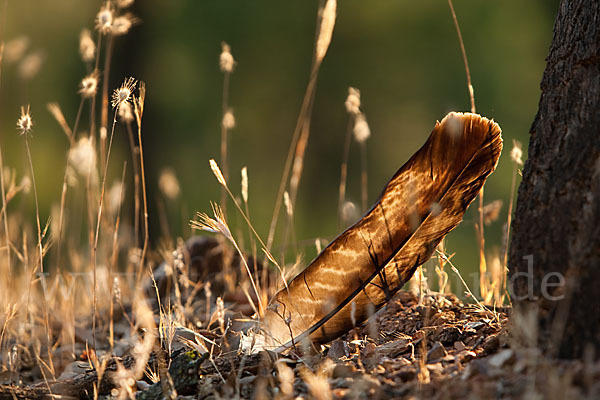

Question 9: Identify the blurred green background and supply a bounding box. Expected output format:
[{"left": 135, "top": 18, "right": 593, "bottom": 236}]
[{"left": 0, "top": 1, "right": 558, "bottom": 288}]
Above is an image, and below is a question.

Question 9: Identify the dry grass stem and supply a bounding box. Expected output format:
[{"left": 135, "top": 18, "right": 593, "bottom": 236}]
[
  {"left": 192, "top": 202, "right": 265, "bottom": 316},
  {"left": 267, "top": 0, "right": 337, "bottom": 251},
  {"left": 0, "top": 147, "right": 11, "bottom": 276}
]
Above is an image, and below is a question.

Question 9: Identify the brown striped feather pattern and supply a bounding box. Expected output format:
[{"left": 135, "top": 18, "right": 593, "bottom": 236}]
[{"left": 260, "top": 112, "right": 503, "bottom": 351}]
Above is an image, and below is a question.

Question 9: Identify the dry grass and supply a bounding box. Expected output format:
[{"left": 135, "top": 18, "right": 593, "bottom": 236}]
[{"left": 0, "top": 0, "right": 534, "bottom": 398}]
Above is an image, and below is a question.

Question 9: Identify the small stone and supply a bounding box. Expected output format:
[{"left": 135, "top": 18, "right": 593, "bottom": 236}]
[
  {"left": 482, "top": 335, "right": 500, "bottom": 354},
  {"left": 427, "top": 342, "right": 448, "bottom": 363},
  {"left": 332, "top": 364, "right": 356, "bottom": 379},
  {"left": 456, "top": 350, "right": 477, "bottom": 363},
  {"left": 488, "top": 349, "right": 515, "bottom": 368},
  {"left": 328, "top": 339, "right": 349, "bottom": 360},
  {"left": 136, "top": 380, "right": 151, "bottom": 390},
  {"left": 464, "top": 321, "right": 485, "bottom": 330},
  {"left": 454, "top": 341, "right": 467, "bottom": 351},
  {"left": 58, "top": 361, "right": 89, "bottom": 379}
]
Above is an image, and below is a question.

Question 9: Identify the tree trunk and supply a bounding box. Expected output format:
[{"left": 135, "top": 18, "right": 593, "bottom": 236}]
[{"left": 509, "top": 0, "right": 600, "bottom": 359}]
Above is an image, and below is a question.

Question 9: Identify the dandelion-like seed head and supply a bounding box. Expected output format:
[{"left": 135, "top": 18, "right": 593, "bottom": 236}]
[
  {"left": 117, "top": 0, "right": 134, "bottom": 9},
  {"left": 510, "top": 140, "right": 523, "bottom": 166},
  {"left": 112, "top": 14, "right": 135, "bottom": 36},
  {"left": 219, "top": 42, "right": 235, "bottom": 73},
  {"left": 345, "top": 87, "right": 361, "bottom": 115},
  {"left": 16, "top": 105, "right": 33, "bottom": 136},
  {"left": 79, "top": 73, "right": 99, "bottom": 98},
  {"left": 112, "top": 77, "right": 137, "bottom": 109},
  {"left": 353, "top": 112, "right": 370, "bottom": 143},
  {"left": 79, "top": 29, "right": 96, "bottom": 63},
  {"left": 96, "top": 3, "right": 114, "bottom": 34},
  {"left": 222, "top": 108, "right": 235, "bottom": 129}
]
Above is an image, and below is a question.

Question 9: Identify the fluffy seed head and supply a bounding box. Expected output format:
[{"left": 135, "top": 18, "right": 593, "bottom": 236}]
[
  {"left": 222, "top": 108, "right": 235, "bottom": 129},
  {"left": 158, "top": 168, "right": 181, "bottom": 200},
  {"left": 96, "top": 3, "right": 114, "bottom": 34},
  {"left": 112, "top": 77, "right": 137, "bottom": 109},
  {"left": 18, "top": 51, "right": 44, "bottom": 80},
  {"left": 483, "top": 199, "right": 503, "bottom": 225},
  {"left": 79, "top": 73, "right": 99, "bottom": 98},
  {"left": 510, "top": 140, "right": 523, "bottom": 166},
  {"left": 117, "top": 0, "right": 134, "bottom": 8},
  {"left": 79, "top": 29, "right": 96, "bottom": 62},
  {"left": 344, "top": 87, "right": 360, "bottom": 115},
  {"left": 118, "top": 101, "right": 134, "bottom": 122},
  {"left": 108, "top": 181, "right": 125, "bottom": 216},
  {"left": 219, "top": 42, "right": 235, "bottom": 73},
  {"left": 342, "top": 201, "right": 358, "bottom": 224},
  {"left": 4, "top": 36, "right": 30, "bottom": 63},
  {"left": 69, "top": 137, "right": 97, "bottom": 179},
  {"left": 20, "top": 176, "right": 31, "bottom": 194},
  {"left": 353, "top": 112, "right": 370, "bottom": 143},
  {"left": 16, "top": 105, "right": 33, "bottom": 136},
  {"left": 112, "top": 14, "right": 135, "bottom": 36}
]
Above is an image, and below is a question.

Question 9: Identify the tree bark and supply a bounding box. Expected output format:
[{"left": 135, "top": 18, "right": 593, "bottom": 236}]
[{"left": 509, "top": 0, "right": 600, "bottom": 359}]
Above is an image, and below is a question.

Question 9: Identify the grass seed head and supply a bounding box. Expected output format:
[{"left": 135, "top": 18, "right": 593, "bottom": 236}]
[
  {"left": 222, "top": 108, "right": 235, "bottom": 129},
  {"left": 18, "top": 51, "right": 44, "bottom": 80},
  {"left": 158, "top": 168, "right": 180, "bottom": 200},
  {"left": 241, "top": 166, "right": 248, "bottom": 203},
  {"left": 112, "top": 14, "right": 136, "bottom": 36},
  {"left": 117, "top": 0, "right": 134, "bottom": 9},
  {"left": 47, "top": 102, "right": 72, "bottom": 139},
  {"left": 20, "top": 175, "right": 31, "bottom": 194},
  {"left": 345, "top": 86, "right": 361, "bottom": 115},
  {"left": 16, "top": 105, "right": 33, "bottom": 136},
  {"left": 353, "top": 112, "right": 370, "bottom": 143},
  {"left": 209, "top": 159, "right": 227, "bottom": 187},
  {"left": 315, "top": 0, "right": 337, "bottom": 65},
  {"left": 79, "top": 28, "right": 96, "bottom": 63},
  {"left": 283, "top": 191, "right": 293, "bottom": 217},
  {"left": 219, "top": 42, "right": 235, "bottom": 73},
  {"left": 510, "top": 140, "right": 523, "bottom": 166},
  {"left": 118, "top": 101, "right": 134, "bottom": 122},
  {"left": 192, "top": 202, "right": 233, "bottom": 242},
  {"left": 4, "top": 36, "right": 30, "bottom": 63},
  {"left": 69, "top": 137, "right": 97, "bottom": 179},
  {"left": 108, "top": 181, "right": 125, "bottom": 216}
]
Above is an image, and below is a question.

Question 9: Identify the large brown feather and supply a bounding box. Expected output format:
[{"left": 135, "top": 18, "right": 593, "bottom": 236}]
[{"left": 260, "top": 112, "right": 502, "bottom": 351}]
